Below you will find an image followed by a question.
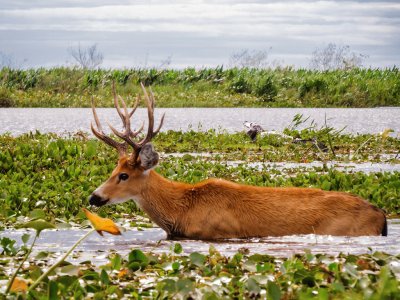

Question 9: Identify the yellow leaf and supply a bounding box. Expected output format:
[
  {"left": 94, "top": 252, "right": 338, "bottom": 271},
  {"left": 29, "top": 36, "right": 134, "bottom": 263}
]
[
  {"left": 10, "top": 277, "right": 28, "bottom": 293},
  {"left": 118, "top": 269, "right": 129, "bottom": 278},
  {"left": 82, "top": 208, "right": 122, "bottom": 236}
]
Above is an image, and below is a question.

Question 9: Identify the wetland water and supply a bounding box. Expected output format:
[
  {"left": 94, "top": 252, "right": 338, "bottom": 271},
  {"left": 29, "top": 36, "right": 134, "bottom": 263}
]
[
  {"left": 1, "top": 219, "right": 399, "bottom": 265},
  {"left": 1, "top": 107, "right": 399, "bottom": 262},
  {"left": 1, "top": 107, "right": 400, "bottom": 135}
]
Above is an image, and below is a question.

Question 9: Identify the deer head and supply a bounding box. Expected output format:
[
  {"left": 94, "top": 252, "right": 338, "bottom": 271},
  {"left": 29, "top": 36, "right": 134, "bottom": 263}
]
[{"left": 89, "top": 82, "right": 165, "bottom": 207}]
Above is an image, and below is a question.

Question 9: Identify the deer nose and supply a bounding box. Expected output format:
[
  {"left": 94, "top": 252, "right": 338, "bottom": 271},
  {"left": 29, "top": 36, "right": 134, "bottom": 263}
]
[{"left": 89, "top": 194, "right": 109, "bottom": 207}]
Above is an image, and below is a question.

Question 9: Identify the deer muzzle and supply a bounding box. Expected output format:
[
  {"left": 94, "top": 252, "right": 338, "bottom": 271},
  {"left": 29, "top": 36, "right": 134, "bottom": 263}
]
[{"left": 89, "top": 193, "right": 109, "bottom": 207}]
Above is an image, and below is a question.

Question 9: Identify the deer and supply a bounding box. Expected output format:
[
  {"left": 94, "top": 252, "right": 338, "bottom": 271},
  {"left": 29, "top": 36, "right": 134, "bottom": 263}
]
[{"left": 89, "top": 83, "right": 387, "bottom": 239}]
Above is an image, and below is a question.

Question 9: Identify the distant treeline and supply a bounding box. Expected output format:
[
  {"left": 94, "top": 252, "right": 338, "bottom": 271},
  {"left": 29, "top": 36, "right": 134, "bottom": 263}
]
[{"left": 0, "top": 67, "right": 399, "bottom": 107}]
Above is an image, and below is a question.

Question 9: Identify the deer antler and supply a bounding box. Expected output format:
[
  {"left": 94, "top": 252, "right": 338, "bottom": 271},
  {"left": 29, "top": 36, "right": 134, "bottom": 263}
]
[{"left": 91, "top": 82, "right": 165, "bottom": 163}]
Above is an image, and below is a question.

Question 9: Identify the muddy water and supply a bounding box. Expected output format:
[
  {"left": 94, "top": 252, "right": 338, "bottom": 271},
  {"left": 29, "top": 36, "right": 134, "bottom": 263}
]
[{"left": 1, "top": 219, "right": 399, "bottom": 265}]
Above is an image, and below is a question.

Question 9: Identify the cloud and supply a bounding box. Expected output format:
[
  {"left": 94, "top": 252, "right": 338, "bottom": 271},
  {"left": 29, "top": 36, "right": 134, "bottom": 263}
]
[{"left": 0, "top": 1, "right": 399, "bottom": 68}]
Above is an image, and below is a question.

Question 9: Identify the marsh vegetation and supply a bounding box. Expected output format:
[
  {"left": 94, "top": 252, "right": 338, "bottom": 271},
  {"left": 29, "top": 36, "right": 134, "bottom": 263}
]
[{"left": 1, "top": 67, "right": 399, "bottom": 108}]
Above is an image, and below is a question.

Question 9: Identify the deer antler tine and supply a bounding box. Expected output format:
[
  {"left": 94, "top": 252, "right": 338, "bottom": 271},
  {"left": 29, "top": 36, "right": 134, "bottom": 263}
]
[
  {"left": 140, "top": 82, "right": 151, "bottom": 108},
  {"left": 112, "top": 81, "right": 125, "bottom": 123},
  {"left": 153, "top": 113, "right": 165, "bottom": 136},
  {"left": 91, "top": 121, "right": 126, "bottom": 155},
  {"left": 118, "top": 95, "right": 129, "bottom": 116},
  {"left": 129, "top": 94, "right": 140, "bottom": 118},
  {"left": 91, "top": 91, "right": 128, "bottom": 156},
  {"left": 130, "top": 121, "right": 144, "bottom": 138},
  {"left": 117, "top": 95, "right": 132, "bottom": 138},
  {"left": 107, "top": 121, "right": 124, "bottom": 139},
  {"left": 91, "top": 98, "right": 103, "bottom": 132},
  {"left": 92, "top": 82, "right": 164, "bottom": 163},
  {"left": 149, "top": 86, "right": 156, "bottom": 110}
]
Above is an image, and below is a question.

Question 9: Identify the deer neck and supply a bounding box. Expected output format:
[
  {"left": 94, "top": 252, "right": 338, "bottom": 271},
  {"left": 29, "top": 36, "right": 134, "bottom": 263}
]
[{"left": 137, "top": 170, "right": 190, "bottom": 235}]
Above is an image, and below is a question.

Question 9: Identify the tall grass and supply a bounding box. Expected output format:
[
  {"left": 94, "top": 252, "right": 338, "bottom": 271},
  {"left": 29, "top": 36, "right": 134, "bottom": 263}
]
[{"left": 0, "top": 67, "right": 399, "bottom": 107}]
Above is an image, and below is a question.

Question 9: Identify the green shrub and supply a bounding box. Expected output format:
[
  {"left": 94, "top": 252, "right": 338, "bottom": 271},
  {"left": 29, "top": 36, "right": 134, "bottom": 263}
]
[
  {"left": 254, "top": 74, "right": 278, "bottom": 102},
  {"left": 0, "top": 87, "right": 14, "bottom": 107}
]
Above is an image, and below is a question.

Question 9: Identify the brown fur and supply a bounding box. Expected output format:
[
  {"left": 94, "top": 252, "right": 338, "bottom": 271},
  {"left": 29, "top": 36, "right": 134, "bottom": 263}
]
[{"left": 93, "top": 157, "right": 387, "bottom": 239}]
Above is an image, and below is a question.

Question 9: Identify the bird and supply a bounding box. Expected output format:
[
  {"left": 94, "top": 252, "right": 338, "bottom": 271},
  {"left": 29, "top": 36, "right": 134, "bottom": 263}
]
[
  {"left": 243, "top": 121, "right": 293, "bottom": 141},
  {"left": 243, "top": 121, "right": 264, "bottom": 141}
]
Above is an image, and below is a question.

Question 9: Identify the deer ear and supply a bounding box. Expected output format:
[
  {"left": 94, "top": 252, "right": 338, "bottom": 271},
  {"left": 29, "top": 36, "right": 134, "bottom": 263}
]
[{"left": 139, "top": 143, "right": 159, "bottom": 170}]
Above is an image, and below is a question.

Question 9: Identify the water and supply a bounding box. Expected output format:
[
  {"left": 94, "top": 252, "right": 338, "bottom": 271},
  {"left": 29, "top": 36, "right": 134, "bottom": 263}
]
[
  {"left": 1, "top": 107, "right": 399, "bottom": 136},
  {"left": 1, "top": 220, "right": 399, "bottom": 265},
  {"left": 227, "top": 161, "right": 400, "bottom": 173}
]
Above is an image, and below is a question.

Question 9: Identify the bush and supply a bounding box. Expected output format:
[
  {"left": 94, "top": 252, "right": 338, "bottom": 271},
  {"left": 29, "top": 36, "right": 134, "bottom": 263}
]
[
  {"left": 0, "top": 87, "right": 14, "bottom": 107},
  {"left": 298, "top": 78, "right": 328, "bottom": 98},
  {"left": 228, "top": 74, "right": 251, "bottom": 94},
  {"left": 254, "top": 74, "right": 278, "bottom": 102}
]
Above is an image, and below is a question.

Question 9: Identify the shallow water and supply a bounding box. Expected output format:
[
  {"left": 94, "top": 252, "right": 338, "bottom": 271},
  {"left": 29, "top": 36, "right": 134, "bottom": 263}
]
[
  {"left": 1, "top": 107, "right": 399, "bottom": 135},
  {"left": 1, "top": 219, "right": 399, "bottom": 265},
  {"left": 228, "top": 161, "right": 400, "bottom": 173}
]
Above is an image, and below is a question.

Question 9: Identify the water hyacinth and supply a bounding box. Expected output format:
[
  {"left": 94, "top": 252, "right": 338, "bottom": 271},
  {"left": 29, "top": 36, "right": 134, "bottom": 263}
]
[{"left": 0, "top": 126, "right": 399, "bottom": 297}]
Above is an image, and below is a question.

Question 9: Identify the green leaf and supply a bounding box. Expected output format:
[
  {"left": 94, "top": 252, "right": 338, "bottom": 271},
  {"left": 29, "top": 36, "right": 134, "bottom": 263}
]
[
  {"left": 111, "top": 254, "right": 122, "bottom": 270},
  {"left": 48, "top": 280, "right": 58, "bottom": 300},
  {"left": 128, "top": 249, "right": 148, "bottom": 270},
  {"left": 128, "top": 249, "right": 148, "bottom": 264},
  {"left": 21, "top": 219, "right": 56, "bottom": 234},
  {"left": 173, "top": 243, "right": 183, "bottom": 254},
  {"left": 159, "top": 279, "right": 176, "bottom": 293},
  {"left": 176, "top": 278, "right": 194, "bottom": 293},
  {"left": 85, "top": 140, "right": 97, "bottom": 158},
  {"left": 189, "top": 252, "right": 206, "bottom": 267},
  {"left": 247, "top": 277, "right": 261, "bottom": 294},
  {"left": 100, "top": 269, "right": 110, "bottom": 285},
  {"left": 21, "top": 233, "right": 30, "bottom": 244},
  {"left": 267, "top": 281, "right": 281, "bottom": 300},
  {"left": 59, "top": 265, "right": 80, "bottom": 276},
  {"left": 28, "top": 209, "right": 46, "bottom": 220},
  {"left": 321, "top": 180, "right": 331, "bottom": 191},
  {"left": 35, "top": 251, "right": 49, "bottom": 259},
  {"left": 172, "top": 262, "right": 180, "bottom": 271}
]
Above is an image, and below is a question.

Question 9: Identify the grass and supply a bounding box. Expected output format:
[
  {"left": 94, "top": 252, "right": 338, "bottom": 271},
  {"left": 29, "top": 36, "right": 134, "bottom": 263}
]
[{"left": 1, "top": 67, "right": 399, "bottom": 107}]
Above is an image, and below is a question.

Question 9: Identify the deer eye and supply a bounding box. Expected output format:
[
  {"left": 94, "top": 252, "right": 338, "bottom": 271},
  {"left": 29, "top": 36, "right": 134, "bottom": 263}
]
[{"left": 118, "top": 173, "right": 129, "bottom": 181}]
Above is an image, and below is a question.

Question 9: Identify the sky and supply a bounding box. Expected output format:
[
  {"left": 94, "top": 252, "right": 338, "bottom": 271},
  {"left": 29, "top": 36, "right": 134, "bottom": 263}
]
[{"left": 0, "top": 0, "right": 399, "bottom": 69}]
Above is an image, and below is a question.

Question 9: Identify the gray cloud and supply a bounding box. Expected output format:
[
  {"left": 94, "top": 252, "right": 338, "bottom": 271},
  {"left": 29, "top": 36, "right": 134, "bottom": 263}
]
[{"left": 0, "top": 0, "right": 399, "bottom": 68}]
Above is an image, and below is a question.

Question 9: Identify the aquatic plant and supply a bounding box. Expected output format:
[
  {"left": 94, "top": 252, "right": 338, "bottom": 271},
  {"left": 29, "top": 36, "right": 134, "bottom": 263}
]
[
  {"left": 2, "top": 243, "right": 400, "bottom": 298},
  {"left": 0, "top": 131, "right": 399, "bottom": 224}
]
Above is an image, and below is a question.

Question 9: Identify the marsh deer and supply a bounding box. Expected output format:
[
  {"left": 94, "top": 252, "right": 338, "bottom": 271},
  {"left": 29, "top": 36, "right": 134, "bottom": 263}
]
[{"left": 89, "top": 83, "right": 387, "bottom": 239}]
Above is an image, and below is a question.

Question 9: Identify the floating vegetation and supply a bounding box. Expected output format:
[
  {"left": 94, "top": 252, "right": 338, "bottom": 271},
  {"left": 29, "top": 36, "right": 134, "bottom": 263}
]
[
  {"left": 1, "top": 238, "right": 400, "bottom": 298},
  {"left": 0, "top": 130, "right": 399, "bottom": 224},
  {"left": 0, "top": 128, "right": 399, "bottom": 298}
]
